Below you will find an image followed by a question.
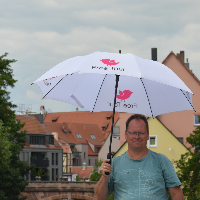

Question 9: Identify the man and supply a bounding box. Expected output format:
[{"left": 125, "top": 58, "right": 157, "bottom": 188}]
[{"left": 95, "top": 114, "right": 184, "bottom": 200}]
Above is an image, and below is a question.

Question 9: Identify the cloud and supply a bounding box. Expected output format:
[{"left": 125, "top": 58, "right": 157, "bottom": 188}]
[
  {"left": 1, "top": 0, "right": 200, "bottom": 113},
  {"left": 26, "top": 89, "right": 42, "bottom": 101}
]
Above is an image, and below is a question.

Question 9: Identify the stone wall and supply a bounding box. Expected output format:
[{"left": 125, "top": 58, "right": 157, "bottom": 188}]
[{"left": 20, "top": 181, "right": 96, "bottom": 200}]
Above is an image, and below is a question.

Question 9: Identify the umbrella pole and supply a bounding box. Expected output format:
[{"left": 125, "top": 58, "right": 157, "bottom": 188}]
[{"left": 106, "top": 74, "right": 119, "bottom": 175}]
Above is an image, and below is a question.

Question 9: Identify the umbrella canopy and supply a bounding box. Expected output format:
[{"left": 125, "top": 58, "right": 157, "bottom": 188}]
[{"left": 33, "top": 51, "right": 194, "bottom": 118}]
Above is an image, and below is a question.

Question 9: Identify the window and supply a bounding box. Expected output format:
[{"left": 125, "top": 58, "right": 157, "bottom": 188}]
[
  {"left": 113, "top": 127, "right": 120, "bottom": 137},
  {"left": 148, "top": 135, "right": 157, "bottom": 148},
  {"left": 30, "top": 136, "right": 45, "bottom": 145},
  {"left": 95, "top": 147, "right": 101, "bottom": 153},
  {"left": 52, "top": 168, "right": 54, "bottom": 181},
  {"left": 90, "top": 135, "right": 96, "bottom": 140},
  {"left": 194, "top": 115, "right": 200, "bottom": 126},
  {"left": 84, "top": 152, "right": 86, "bottom": 159},
  {"left": 52, "top": 153, "right": 54, "bottom": 165},
  {"left": 106, "top": 115, "right": 112, "bottom": 120},
  {"left": 26, "top": 152, "right": 29, "bottom": 162},
  {"left": 56, "top": 168, "right": 58, "bottom": 179},
  {"left": 89, "top": 159, "right": 90, "bottom": 165},
  {"left": 76, "top": 134, "right": 82, "bottom": 139},
  {"left": 49, "top": 136, "right": 54, "bottom": 145},
  {"left": 56, "top": 153, "right": 58, "bottom": 165}
]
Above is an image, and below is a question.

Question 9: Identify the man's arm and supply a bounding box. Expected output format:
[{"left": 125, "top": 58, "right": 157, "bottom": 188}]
[
  {"left": 94, "top": 159, "right": 112, "bottom": 200},
  {"left": 168, "top": 186, "right": 184, "bottom": 200}
]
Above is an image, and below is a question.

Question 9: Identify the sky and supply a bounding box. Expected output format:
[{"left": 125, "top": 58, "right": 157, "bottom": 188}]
[{"left": 0, "top": 0, "right": 200, "bottom": 114}]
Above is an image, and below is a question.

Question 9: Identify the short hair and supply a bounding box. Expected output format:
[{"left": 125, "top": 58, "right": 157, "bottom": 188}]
[{"left": 126, "top": 114, "right": 149, "bottom": 132}]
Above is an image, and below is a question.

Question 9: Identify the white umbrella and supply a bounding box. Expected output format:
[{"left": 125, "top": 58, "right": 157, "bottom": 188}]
[
  {"left": 33, "top": 51, "right": 194, "bottom": 117},
  {"left": 32, "top": 51, "right": 195, "bottom": 169}
]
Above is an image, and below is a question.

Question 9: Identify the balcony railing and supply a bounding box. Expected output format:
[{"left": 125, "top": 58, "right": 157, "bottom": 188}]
[
  {"left": 31, "top": 160, "right": 49, "bottom": 167},
  {"left": 72, "top": 152, "right": 81, "bottom": 158}
]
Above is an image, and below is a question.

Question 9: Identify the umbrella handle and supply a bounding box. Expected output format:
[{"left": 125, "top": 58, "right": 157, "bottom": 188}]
[{"left": 105, "top": 152, "right": 111, "bottom": 175}]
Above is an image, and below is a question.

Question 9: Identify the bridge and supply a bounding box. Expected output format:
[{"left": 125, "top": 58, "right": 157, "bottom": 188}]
[{"left": 20, "top": 181, "right": 96, "bottom": 200}]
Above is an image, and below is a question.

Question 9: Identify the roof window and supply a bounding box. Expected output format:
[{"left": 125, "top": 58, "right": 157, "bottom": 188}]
[
  {"left": 90, "top": 135, "right": 96, "bottom": 140},
  {"left": 76, "top": 134, "right": 82, "bottom": 139}
]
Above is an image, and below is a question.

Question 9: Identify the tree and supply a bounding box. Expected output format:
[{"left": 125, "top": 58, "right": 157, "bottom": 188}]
[
  {"left": 89, "top": 159, "right": 103, "bottom": 181},
  {"left": 90, "top": 159, "right": 114, "bottom": 200},
  {"left": 0, "top": 53, "right": 32, "bottom": 200},
  {"left": 175, "top": 120, "right": 200, "bottom": 199},
  {"left": 0, "top": 121, "right": 12, "bottom": 167}
]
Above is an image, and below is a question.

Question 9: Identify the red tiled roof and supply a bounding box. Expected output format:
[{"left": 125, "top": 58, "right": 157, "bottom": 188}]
[
  {"left": 44, "top": 122, "right": 105, "bottom": 145},
  {"left": 54, "top": 138, "right": 62, "bottom": 149},
  {"left": 24, "top": 141, "right": 30, "bottom": 147},
  {"left": 62, "top": 145, "right": 71, "bottom": 153},
  {"left": 44, "top": 122, "right": 77, "bottom": 144},
  {"left": 16, "top": 115, "right": 62, "bottom": 149},
  {"left": 58, "top": 138, "right": 68, "bottom": 144},
  {"left": 44, "top": 111, "right": 119, "bottom": 140},
  {"left": 88, "top": 144, "right": 98, "bottom": 156},
  {"left": 72, "top": 166, "right": 93, "bottom": 179},
  {"left": 16, "top": 115, "right": 51, "bottom": 135}
]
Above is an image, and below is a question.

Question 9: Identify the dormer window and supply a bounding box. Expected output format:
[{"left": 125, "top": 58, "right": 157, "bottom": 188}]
[
  {"left": 102, "top": 122, "right": 109, "bottom": 131},
  {"left": 90, "top": 135, "right": 96, "bottom": 140},
  {"left": 49, "top": 136, "right": 54, "bottom": 145},
  {"left": 76, "top": 134, "right": 82, "bottom": 139},
  {"left": 30, "top": 136, "right": 45, "bottom": 145},
  {"left": 106, "top": 114, "right": 112, "bottom": 120},
  {"left": 52, "top": 117, "right": 58, "bottom": 123}
]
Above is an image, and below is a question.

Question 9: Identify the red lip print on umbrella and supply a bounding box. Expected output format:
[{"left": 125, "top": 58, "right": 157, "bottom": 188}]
[{"left": 32, "top": 50, "right": 195, "bottom": 174}]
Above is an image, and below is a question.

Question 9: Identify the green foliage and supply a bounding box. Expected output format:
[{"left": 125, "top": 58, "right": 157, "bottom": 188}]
[
  {"left": 89, "top": 159, "right": 103, "bottom": 181},
  {"left": 0, "top": 121, "right": 12, "bottom": 166},
  {"left": 0, "top": 53, "right": 33, "bottom": 200},
  {"left": 175, "top": 119, "right": 200, "bottom": 199},
  {"left": 38, "top": 168, "right": 44, "bottom": 177},
  {"left": 76, "top": 175, "right": 82, "bottom": 181},
  {"left": 89, "top": 170, "right": 102, "bottom": 181}
]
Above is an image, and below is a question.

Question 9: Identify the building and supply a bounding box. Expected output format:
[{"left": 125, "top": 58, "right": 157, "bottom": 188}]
[
  {"left": 43, "top": 111, "right": 121, "bottom": 180},
  {"left": 44, "top": 121, "right": 105, "bottom": 168},
  {"left": 17, "top": 115, "right": 63, "bottom": 181},
  {"left": 157, "top": 50, "right": 200, "bottom": 148}
]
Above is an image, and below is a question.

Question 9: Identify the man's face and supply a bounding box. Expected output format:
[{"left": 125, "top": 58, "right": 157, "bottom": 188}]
[{"left": 125, "top": 119, "right": 149, "bottom": 151}]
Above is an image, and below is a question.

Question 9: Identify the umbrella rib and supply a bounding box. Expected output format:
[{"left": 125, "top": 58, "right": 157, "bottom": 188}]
[
  {"left": 180, "top": 89, "right": 196, "bottom": 111},
  {"left": 140, "top": 78, "right": 154, "bottom": 118},
  {"left": 42, "top": 75, "right": 67, "bottom": 99},
  {"left": 92, "top": 74, "right": 108, "bottom": 113}
]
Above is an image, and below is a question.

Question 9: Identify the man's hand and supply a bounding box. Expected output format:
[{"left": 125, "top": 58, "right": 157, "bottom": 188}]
[{"left": 101, "top": 159, "right": 112, "bottom": 177}]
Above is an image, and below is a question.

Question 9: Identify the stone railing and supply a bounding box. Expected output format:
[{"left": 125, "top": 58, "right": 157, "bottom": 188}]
[{"left": 20, "top": 181, "right": 97, "bottom": 200}]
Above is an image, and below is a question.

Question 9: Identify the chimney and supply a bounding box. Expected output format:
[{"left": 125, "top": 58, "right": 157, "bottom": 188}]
[
  {"left": 82, "top": 162, "right": 86, "bottom": 170},
  {"left": 185, "top": 58, "right": 190, "bottom": 69},
  {"left": 40, "top": 105, "right": 47, "bottom": 119},
  {"left": 176, "top": 51, "right": 184, "bottom": 63},
  {"left": 40, "top": 105, "right": 45, "bottom": 114},
  {"left": 52, "top": 132, "right": 58, "bottom": 141},
  {"left": 151, "top": 48, "right": 157, "bottom": 61}
]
